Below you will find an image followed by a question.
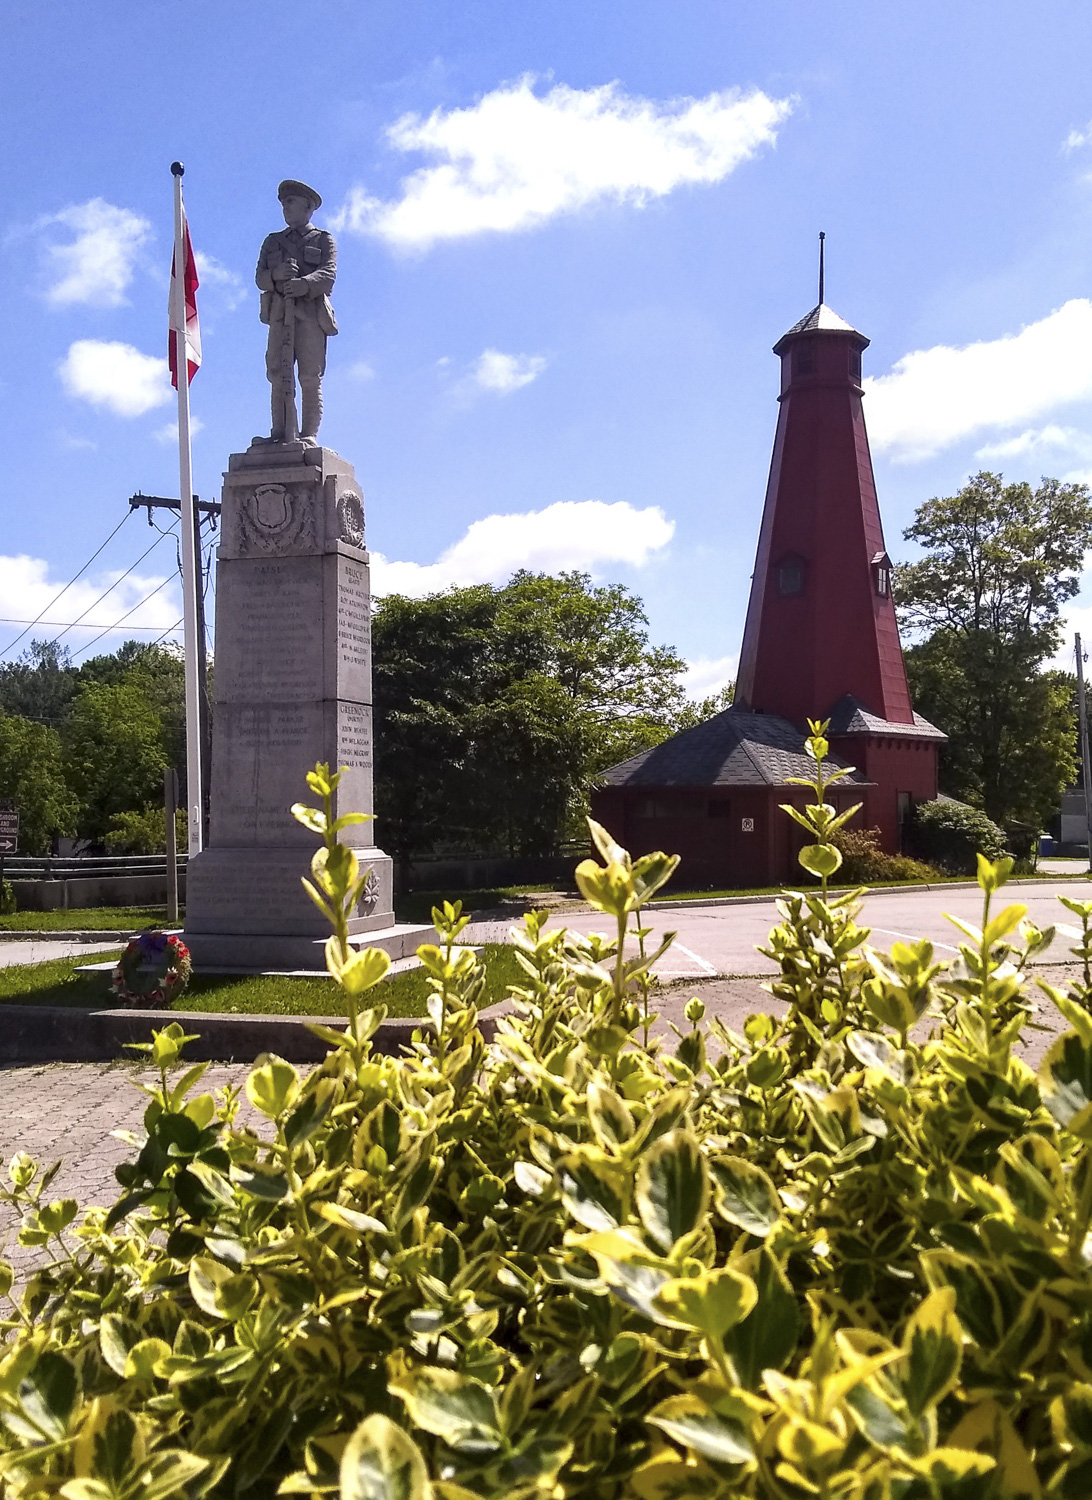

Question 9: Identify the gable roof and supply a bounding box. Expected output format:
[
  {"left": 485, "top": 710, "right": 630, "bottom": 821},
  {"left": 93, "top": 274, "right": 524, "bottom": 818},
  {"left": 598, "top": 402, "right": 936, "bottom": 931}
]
[{"left": 595, "top": 707, "right": 872, "bottom": 789}]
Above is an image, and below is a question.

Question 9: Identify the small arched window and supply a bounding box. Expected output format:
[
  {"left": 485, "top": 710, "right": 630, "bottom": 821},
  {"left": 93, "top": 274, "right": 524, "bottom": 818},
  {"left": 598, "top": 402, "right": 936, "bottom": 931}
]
[{"left": 871, "top": 551, "right": 892, "bottom": 597}]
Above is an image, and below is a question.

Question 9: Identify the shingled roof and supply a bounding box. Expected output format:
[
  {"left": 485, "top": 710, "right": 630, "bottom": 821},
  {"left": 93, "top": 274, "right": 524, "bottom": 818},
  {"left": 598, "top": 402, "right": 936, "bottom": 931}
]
[
  {"left": 826, "top": 694, "right": 947, "bottom": 741},
  {"left": 596, "top": 708, "right": 872, "bottom": 789},
  {"left": 772, "top": 302, "right": 868, "bottom": 355}
]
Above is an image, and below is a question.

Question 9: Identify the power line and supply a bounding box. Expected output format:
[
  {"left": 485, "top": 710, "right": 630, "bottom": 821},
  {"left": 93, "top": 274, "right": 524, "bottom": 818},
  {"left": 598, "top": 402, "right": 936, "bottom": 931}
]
[
  {"left": 69, "top": 574, "right": 177, "bottom": 663},
  {"left": 44, "top": 527, "right": 177, "bottom": 651},
  {"left": 0, "top": 618, "right": 176, "bottom": 630},
  {"left": 0, "top": 509, "right": 134, "bottom": 659},
  {"left": 153, "top": 616, "right": 184, "bottom": 647}
]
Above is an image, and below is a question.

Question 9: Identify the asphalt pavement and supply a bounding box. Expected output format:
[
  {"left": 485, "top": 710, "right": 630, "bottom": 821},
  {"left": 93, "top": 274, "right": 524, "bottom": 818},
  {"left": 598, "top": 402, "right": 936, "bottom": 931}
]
[{"left": 538, "top": 878, "right": 1092, "bottom": 979}]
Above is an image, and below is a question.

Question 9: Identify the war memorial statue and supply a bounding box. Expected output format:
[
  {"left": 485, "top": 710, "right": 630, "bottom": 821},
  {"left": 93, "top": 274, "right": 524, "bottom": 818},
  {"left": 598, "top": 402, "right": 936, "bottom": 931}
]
[
  {"left": 255, "top": 178, "right": 338, "bottom": 447},
  {"left": 183, "top": 180, "right": 418, "bottom": 970}
]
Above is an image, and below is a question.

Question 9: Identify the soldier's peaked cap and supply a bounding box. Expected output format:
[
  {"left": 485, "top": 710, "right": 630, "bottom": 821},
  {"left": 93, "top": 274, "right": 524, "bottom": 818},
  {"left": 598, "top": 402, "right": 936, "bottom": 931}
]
[{"left": 278, "top": 179, "right": 322, "bottom": 209}]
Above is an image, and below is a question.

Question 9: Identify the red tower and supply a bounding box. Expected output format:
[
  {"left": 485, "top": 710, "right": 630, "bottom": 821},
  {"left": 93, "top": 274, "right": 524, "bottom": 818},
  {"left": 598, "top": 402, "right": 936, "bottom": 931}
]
[
  {"left": 591, "top": 247, "right": 944, "bottom": 885},
  {"left": 735, "top": 278, "right": 912, "bottom": 724}
]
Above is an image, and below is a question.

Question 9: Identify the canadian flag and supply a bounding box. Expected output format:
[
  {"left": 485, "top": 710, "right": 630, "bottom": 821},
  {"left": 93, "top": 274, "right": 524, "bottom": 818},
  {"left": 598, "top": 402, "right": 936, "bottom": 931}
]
[{"left": 168, "top": 213, "right": 201, "bottom": 388}]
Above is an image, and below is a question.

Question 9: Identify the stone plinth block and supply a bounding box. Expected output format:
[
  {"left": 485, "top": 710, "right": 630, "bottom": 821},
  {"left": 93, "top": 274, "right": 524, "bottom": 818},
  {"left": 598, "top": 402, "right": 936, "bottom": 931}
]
[{"left": 185, "top": 442, "right": 395, "bottom": 970}]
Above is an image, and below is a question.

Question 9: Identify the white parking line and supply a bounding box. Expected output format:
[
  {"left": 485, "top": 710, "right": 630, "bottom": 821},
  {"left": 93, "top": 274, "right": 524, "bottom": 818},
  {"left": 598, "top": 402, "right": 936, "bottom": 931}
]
[
  {"left": 655, "top": 942, "right": 719, "bottom": 977},
  {"left": 871, "top": 926, "right": 960, "bottom": 954}
]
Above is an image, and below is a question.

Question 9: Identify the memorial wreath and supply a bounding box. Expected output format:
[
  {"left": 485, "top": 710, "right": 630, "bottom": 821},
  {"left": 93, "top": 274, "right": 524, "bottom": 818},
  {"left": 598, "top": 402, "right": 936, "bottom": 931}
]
[{"left": 112, "top": 931, "right": 192, "bottom": 1008}]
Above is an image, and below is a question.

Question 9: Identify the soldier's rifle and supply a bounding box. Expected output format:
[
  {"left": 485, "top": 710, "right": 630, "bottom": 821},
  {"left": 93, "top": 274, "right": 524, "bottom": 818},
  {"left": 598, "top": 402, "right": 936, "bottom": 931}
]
[{"left": 278, "top": 255, "right": 300, "bottom": 442}]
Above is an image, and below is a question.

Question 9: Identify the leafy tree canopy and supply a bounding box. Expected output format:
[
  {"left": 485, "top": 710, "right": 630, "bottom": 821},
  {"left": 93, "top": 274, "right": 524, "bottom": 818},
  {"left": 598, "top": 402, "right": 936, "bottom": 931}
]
[
  {"left": 374, "top": 571, "right": 691, "bottom": 858},
  {"left": 0, "top": 640, "right": 77, "bottom": 727},
  {"left": 61, "top": 681, "right": 169, "bottom": 842},
  {"left": 896, "top": 471, "right": 1092, "bottom": 829},
  {"left": 0, "top": 714, "right": 79, "bottom": 855}
]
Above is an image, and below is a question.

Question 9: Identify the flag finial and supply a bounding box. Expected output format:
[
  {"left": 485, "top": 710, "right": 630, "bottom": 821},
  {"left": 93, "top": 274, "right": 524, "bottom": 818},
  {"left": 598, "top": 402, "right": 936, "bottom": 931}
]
[
  {"left": 818, "top": 231, "right": 825, "bottom": 305},
  {"left": 171, "top": 161, "right": 185, "bottom": 177}
]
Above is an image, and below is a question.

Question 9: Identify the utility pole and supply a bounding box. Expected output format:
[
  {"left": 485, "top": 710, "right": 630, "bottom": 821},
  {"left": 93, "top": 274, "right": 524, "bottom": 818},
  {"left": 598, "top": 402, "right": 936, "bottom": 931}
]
[
  {"left": 131, "top": 493, "right": 220, "bottom": 838},
  {"left": 1076, "top": 633, "right": 1092, "bottom": 873},
  {"left": 164, "top": 767, "right": 179, "bottom": 925}
]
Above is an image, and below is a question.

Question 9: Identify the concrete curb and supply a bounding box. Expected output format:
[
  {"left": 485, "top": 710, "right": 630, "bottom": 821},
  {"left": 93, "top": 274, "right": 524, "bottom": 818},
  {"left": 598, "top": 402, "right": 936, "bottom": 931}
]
[
  {"left": 648, "top": 875, "right": 1089, "bottom": 912},
  {"left": 0, "top": 1002, "right": 512, "bottom": 1066},
  {"left": 0, "top": 931, "right": 138, "bottom": 944}
]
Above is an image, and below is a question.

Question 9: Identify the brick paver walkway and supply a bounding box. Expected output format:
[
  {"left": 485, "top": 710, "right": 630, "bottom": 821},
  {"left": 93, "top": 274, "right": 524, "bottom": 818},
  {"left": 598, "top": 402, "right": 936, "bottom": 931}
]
[{"left": 0, "top": 1062, "right": 252, "bottom": 1276}]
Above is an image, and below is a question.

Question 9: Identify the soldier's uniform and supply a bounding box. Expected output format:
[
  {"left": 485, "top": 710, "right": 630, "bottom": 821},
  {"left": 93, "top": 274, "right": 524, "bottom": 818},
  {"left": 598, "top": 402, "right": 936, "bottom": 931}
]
[{"left": 255, "top": 182, "right": 338, "bottom": 443}]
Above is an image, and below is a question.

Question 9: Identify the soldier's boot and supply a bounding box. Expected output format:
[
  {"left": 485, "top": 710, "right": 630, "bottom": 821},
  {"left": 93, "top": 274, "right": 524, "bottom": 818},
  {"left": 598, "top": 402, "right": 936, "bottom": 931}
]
[{"left": 300, "top": 379, "right": 322, "bottom": 446}]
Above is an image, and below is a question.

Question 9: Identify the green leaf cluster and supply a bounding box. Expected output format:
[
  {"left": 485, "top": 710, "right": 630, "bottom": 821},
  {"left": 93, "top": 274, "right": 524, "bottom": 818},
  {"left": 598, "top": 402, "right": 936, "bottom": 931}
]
[
  {"left": 9, "top": 769, "right": 1092, "bottom": 1494},
  {"left": 371, "top": 572, "right": 690, "bottom": 860},
  {"left": 896, "top": 471, "right": 1092, "bottom": 831},
  {"left": 0, "top": 639, "right": 198, "bottom": 848}
]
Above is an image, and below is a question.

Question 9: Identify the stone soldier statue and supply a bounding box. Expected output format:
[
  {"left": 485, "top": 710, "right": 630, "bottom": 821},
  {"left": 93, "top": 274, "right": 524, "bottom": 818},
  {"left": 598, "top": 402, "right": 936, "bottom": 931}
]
[{"left": 255, "top": 179, "right": 338, "bottom": 445}]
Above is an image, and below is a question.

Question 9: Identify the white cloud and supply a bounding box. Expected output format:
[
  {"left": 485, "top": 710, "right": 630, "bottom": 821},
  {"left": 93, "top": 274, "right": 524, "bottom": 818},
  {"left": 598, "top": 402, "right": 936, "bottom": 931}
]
[
  {"left": 974, "top": 425, "right": 1090, "bottom": 460},
  {"left": 1054, "top": 600, "right": 1092, "bottom": 669},
  {"left": 347, "top": 359, "right": 377, "bottom": 381},
  {"left": 153, "top": 416, "right": 204, "bottom": 445},
  {"left": 682, "top": 654, "right": 737, "bottom": 700},
  {"left": 332, "top": 76, "right": 793, "bottom": 250},
  {"left": 371, "top": 499, "right": 674, "bottom": 597},
  {"left": 1064, "top": 122, "right": 1092, "bottom": 153},
  {"left": 59, "top": 340, "right": 172, "bottom": 418},
  {"left": 34, "top": 198, "right": 151, "bottom": 308},
  {"left": 865, "top": 300, "right": 1092, "bottom": 462},
  {"left": 0, "top": 554, "right": 178, "bottom": 660},
  {"left": 470, "top": 348, "right": 547, "bottom": 394},
  {"left": 56, "top": 430, "right": 98, "bottom": 452},
  {"left": 194, "top": 250, "right": 245, "bottom": 310}
]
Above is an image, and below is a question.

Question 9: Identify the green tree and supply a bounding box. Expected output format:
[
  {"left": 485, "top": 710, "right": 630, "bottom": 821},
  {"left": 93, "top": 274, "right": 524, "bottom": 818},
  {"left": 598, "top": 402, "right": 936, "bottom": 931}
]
[
  {"left": 673, "top": 681, "right": 734, "bottom": 731},
  {"left": 373, "top": 571, "right": 688, "bottom": 858},
  {"left": 78, "top": 641, "right": 187, "bottom": 777},
  {"left": 0, "top": 713, "right": 78, "bottom": 854},
  {"left": 0, "top": 640, "right": 77, "bottom": 727},
  {"left": 896, "top": 471, "right": 1092, "bottom": 830},
  {"left": 62, "top": 681, "right": 168, "bottom": 842}
]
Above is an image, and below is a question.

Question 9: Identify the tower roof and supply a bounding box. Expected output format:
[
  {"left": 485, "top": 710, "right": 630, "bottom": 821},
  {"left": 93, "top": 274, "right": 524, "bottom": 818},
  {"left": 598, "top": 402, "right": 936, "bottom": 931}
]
[{"left": 773, "top": 302, "right": 869, "bottom": 354}]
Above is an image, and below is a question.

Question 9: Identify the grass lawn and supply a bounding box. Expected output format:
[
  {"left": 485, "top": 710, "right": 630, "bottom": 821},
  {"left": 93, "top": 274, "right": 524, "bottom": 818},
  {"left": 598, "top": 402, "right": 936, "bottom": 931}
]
[
  {"left": 395, "top": 886, "right": 576, "bottom": 924},
  {"left": 0, "top": 943, "right": 526, "bottom": 1019},
  {"left": 0, "top": 907, "right": 175, "bottom": 933}
]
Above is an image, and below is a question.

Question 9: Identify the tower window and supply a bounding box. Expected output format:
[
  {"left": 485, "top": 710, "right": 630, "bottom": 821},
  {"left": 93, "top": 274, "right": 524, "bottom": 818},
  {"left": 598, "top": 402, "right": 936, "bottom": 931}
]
[
  {"left": 850, "top": 349, "right": 862, "bottom": 379},
  {"left": 777, "top": 554, "right": 806, "bottom": 596},
  {"left": 794, "top": 343, "right": 816, "bottom": 376},
  {"left": 871, "top": 551, "right": 892, "bottom": 597}
]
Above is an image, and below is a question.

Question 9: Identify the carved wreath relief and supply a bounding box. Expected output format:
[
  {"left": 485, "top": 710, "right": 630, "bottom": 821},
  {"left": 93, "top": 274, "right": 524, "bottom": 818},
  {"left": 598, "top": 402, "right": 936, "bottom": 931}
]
[{"left": 337, "top": 492, "right": 365, "bottom": 548}]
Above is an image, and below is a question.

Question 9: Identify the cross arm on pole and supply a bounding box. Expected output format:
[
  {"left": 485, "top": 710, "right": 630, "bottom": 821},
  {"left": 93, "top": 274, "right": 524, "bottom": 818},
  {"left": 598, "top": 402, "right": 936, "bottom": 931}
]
[{"left": 129, "top": 493, "right": 222, "bottom": 517}]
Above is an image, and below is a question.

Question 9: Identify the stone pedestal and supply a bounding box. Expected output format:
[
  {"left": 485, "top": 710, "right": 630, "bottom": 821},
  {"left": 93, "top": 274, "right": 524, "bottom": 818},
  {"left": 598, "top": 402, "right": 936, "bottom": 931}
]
[{"left": 184, "top": 441, "right": 411, "bottom": 971}]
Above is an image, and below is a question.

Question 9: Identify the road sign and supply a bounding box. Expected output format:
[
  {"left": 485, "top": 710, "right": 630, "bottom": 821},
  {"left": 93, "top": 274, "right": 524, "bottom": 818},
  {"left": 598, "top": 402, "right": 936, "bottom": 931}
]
[{"left": 0, "top": 803, "right": 18, "bottom": 855}]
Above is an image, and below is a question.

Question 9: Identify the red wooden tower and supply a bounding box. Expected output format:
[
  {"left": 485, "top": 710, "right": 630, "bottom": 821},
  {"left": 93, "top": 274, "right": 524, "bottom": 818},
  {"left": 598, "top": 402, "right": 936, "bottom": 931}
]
[
  {"left": 592, "top": 241, "right": 944, "bottom": 886},
  {"left": 735, "top": 242, "right": 912, "bottom": 726}
]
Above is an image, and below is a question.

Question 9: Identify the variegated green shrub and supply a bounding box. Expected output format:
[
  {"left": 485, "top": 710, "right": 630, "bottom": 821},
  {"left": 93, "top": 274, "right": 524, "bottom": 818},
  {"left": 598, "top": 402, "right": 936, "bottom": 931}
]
[{"left": 3, "top": 751, "right": 1092, "bottom": 1497}]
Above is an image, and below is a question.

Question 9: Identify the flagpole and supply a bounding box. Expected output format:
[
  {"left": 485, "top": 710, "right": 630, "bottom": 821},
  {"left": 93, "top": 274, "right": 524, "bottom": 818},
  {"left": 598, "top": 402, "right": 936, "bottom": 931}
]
[{"left": 171, "top": 161, "right": 204, "bottom": 855}]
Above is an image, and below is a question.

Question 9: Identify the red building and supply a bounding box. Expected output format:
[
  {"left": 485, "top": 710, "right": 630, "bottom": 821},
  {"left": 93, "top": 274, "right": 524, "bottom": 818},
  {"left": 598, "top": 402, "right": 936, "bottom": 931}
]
[{"left": 593, "top": 269, "right": 945, "bottom": 887}]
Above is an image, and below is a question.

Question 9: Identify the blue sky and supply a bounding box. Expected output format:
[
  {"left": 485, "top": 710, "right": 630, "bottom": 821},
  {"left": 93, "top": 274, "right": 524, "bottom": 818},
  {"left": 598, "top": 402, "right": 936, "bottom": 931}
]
[{"left": 5, "top": 0, "right": 1092, "bottom": 691}]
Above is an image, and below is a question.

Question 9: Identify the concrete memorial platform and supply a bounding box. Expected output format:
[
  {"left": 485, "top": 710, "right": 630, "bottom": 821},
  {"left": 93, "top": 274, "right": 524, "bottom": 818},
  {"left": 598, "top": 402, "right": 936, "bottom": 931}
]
[{"left": 183, "top": 441, "right": 421, "bottom": 968}]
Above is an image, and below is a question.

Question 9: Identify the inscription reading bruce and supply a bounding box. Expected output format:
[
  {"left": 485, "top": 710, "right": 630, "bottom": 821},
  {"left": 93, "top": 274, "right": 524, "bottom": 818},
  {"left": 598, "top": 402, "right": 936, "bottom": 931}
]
[{"left": 336, "top": 557, "right": 371, "bottom": 676}]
